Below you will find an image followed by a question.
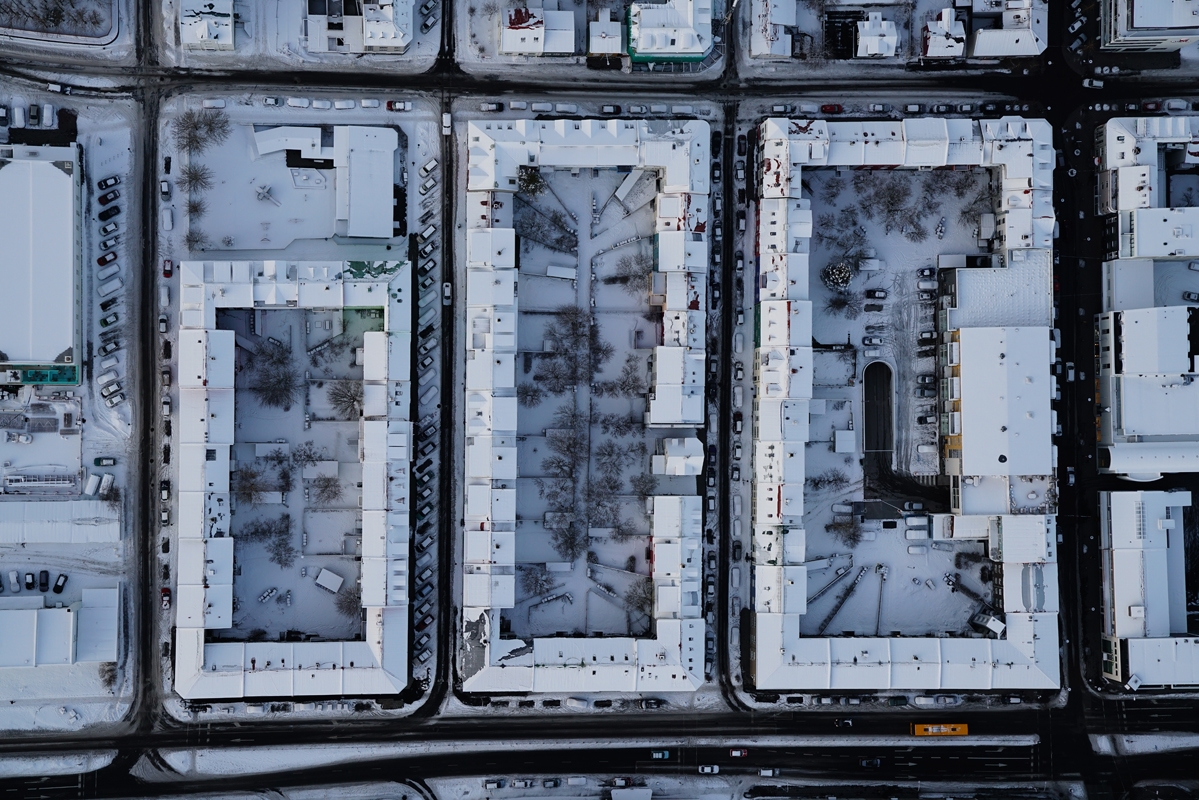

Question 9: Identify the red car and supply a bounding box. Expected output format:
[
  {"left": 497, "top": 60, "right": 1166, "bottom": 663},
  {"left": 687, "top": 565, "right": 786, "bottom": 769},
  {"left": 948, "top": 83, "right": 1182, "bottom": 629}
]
[
  {"left": 162, "top": 259, "right": 174, "bottom": 278},
  {"left": 1143, "top": 101, "right": 1161, "bottom": 111},
  {"left": 97, "top": 251, "right": 117, "bottom": 266},
  {"left": 820, "top": 104, "right": 844, "bottom": 114},
  {"left": 161, "top": 587, "right": 171, "bottom": 609},
  {"left": 98, "top": 189, "right": 120, "bottom": 205}
]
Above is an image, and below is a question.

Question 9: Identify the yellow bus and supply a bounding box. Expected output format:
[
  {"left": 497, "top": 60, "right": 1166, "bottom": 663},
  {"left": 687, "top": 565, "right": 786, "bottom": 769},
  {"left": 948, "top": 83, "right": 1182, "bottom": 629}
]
[{"left": 911, "top": 723, "right": 969, "bottom": 737}]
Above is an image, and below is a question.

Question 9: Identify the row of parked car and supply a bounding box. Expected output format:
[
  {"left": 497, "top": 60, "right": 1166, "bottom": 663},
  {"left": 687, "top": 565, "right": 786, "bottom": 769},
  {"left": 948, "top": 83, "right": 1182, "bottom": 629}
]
[
  {"left": 2, "top": 569, "right": 67, "bottom": 594},
  {"left": 93, "top": 173, "right": 128, "bottom": 408}
]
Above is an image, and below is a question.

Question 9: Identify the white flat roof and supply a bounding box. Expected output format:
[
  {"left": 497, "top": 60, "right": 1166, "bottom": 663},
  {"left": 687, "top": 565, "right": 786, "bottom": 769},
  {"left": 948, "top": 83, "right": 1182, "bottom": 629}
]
[{"left": 0, "top": 147, "right": 79, "bottom": 366}]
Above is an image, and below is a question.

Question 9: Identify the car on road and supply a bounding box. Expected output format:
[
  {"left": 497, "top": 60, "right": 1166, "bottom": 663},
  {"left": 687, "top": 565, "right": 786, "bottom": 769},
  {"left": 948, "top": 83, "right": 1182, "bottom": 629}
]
[
  {"left": 98, "top": 205, "right": 121, "bottom": 221},
  {"left": 698, "top": 765, "right": 719, "bottom": 774},
  {"left": 862, "top": 336, "right": 883, "bottom": 346},
  {"left": 834, "top": 718, "right": 852, "bottom": 727},
  {"left": 53, "top": 574, "right": 67, "bottom": 594},
  {"left": 865, "top": 289, "right": 887, "bottom": 299},
  {"left": 861, "top": 758, "right": 881, "bottom": 768},
  {"left": 1066, "top": 362, "right": 1076, "bottom": 381},
  {"left": 98, "top": 189, "right": 120, "bottom": 206},
  {"left": 97, "top": 251, "right": 117, "bottom": 266},
  {"left": 99, "top": 312, "right": 119, "bottom": 328},
  {"left": 161, "top": 587, "right": 171, "bottom": 609},
  {"left": 820, "top": 104, "right": 843, "bottom": 114},
  {"left": 1066, "top": 467, "right": 1075, "bottom": 486},
  {"left": 651, "top": 750, "right": 670, "bottom": 759},
  {"left": 96, "top": 175, "right": 120, "bottom": 190},
  {"left": 442, "top": 282, "right": 452, "bottom": 305},
  {"left": 729, "top": 749, "right": 748, "bottom": 757},
  {"left": 917, "top": 415, "right": 937, "bottom": 425},
  {"left": 98, "top": 340, "right": 119, "bottom": 357}
]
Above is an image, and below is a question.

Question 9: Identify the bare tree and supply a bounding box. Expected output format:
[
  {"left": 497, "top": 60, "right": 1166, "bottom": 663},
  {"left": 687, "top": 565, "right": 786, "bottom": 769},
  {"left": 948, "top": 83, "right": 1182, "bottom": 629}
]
[
  {"left": 825, "top": 517, "right": 863, "bottom": 548},
  {"left": 101, "top": 483, "right": 121, "bottom": 512},
  {"left": 518, "top": 166, "right": 546, "bottom": 196},
  {"left": 311, "top": 473, "right": 343, "bottom": 505},
  {"left": 184, "top": 196, "right": 207, "bottom": 219},
  {"left": 519, "top": 565, "right": 555, "bottom": 597},
  {"left": 232, "top": 463, "right": 271, "bottom": 506},
  {"left": 249, "top": 362, "right": 300, "bottom": 410},
  {"left": 183, "top": 228, "right": 211, "bottom": 251},
  {"left": 290, "top": 440, "right": 325, "bottom": 469},
  {"left": 335, "top": 585, "right": 362, "bottom": 618},
  {"left": 267, "top": 530, "right": 298, "bottom": 568},
  {"left": 177, "top": 162, "right": 214, "bottom": 192},
  {"left": 630, "top": 473, "right": 657, "bottom": 505},
  {"left": 606, "top": 252, "right": 654, "bottom": 295},
  {"left": 824, "top": 292, "right": 863, "bottom": 319},
  {"left": 624, "top": 577, "right": 654, "bottom": 615},
  {"left": 516, "top": 383, "right": 544, "bottom": 408},
  {"left": 327, "top": 381, "right": 364, "bottom": 419},
  {"left": 171, "top": 109, "right": 208, "bottom": 154},
  {"left": 550, "top": 523, "right": 587, "bottom": 561}
]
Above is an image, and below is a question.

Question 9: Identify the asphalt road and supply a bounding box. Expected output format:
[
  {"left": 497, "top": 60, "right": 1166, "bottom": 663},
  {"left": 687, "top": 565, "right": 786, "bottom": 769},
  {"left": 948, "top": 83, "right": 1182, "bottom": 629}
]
[{"left": 4, "top": 2, "right": 1199, "bottom": 798}]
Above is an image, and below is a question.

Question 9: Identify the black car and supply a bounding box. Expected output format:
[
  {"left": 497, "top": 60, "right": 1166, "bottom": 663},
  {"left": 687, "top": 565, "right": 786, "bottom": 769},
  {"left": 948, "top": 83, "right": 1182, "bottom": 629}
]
[
  {"left": 100, "top": 296, "right": 120, "bottom": 312},
  {"left": 38, "top": 570, "right": 49, "bottom": 592},
  {"left": 53, "top": 573, "right": 67, "bottom": 594},
  {"left": 865, "top": 289, "right": 887, "bottom": 299},
  {"left": 737, "top": 134, "right": 747, "bottom": 157},
  {"left": 98, "top": 205, "right": 121, "bottom": 222}
]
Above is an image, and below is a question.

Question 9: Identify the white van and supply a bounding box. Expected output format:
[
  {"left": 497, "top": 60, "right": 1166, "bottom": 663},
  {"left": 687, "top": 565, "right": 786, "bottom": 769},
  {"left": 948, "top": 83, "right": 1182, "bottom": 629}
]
[
  {"left": 11, "top": 105, "right": 25, "bottom": 128},
  {"left": 99, "top": 356, "right": 119, "bottom": 371},
  {"left": 98, "top": 277, "right": 123, "bottom": 297},
  {"left": 97, "top": 263, "right": 120, "bottom": 282},
  {"left": 161, "top": 208, "right": 173, "bottom": 231},
  {"left": 95, "top": 370, "right": 118, "bottom": 386},
  {"left": 41, "top": 103, "right": 53, "bottom": 127},
  {"left": 159, "top": 286, "right": 170, "bottom": 308}
]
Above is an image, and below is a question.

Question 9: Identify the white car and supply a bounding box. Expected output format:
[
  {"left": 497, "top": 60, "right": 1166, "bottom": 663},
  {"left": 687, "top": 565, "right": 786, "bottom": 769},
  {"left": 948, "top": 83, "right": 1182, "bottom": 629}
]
[{"left": 699, "top": 766, "right": 719, "bottom": 775}]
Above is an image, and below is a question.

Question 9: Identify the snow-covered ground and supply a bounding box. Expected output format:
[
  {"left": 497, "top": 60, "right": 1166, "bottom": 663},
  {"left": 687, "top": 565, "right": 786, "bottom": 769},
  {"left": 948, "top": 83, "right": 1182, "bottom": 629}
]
[
  {"left": 0, "top": 0, "right": 135, "bottom": 65},
  {"left": 0, "top": 81, "right": 139, "bottom": 734},
  {"left": 1091, "top": 732, "right": 1199, "bottom": 756},
  {"left": 157, "top": 0, "right": 439, "bottom": 74},
  {"left": 157, "top": 92, "right": 442, "bottom": 723},
  {"left": 0, "top": 751, "right": 115, "bottom": 779}
]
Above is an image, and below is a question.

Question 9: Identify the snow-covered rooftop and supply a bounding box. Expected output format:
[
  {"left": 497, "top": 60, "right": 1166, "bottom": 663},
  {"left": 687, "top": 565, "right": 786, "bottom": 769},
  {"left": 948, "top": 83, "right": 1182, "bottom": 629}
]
[
  {"left": 179, "top": 0, "right": 234, "bottom": 50},
  {"left": 173, "top": 259, "right": 412, "bottom": 700},
  {"left": 0, "top": 144, "right": 81, "bottom": 374},
  {"left": 628, "top": 0, "right": 713, "bottom": 61}
]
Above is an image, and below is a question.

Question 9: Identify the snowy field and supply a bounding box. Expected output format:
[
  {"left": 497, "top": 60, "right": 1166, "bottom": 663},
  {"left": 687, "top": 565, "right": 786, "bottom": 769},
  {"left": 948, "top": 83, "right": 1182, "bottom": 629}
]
[
  {"left": 0, "top": 83, "right": 139, "bottom": 734},
  {"left": 157, "top": 0, "right": 439, "bottom": 73}
]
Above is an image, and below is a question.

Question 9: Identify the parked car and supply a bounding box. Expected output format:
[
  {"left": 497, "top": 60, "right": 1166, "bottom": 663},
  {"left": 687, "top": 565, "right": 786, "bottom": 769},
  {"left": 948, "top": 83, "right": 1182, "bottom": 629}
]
[
  {"left": 38, "top": 570, "right": 48, "bottom": 592},
  {"left": 97, "top": 251, "right": 117, "bottom": 266},
  {"left": 159, "top": 180, "right": 171, "bottom": 199},
  {"left": 161, "top": 587, "right": 171, "bottom": 609},
  {"left": 100, "top": 296, "right": 120, "bottom": 312},
  {"left": 98, "top": 205, "right": 121, "bottom": 221},
  {"left": 98, "top": 341, "right": 120, "bottom": 357},
  {"left": 916, "top": 375, "right": 936, "bottom": 385},
  {"left": 99, "top": 312, "right": 119, "bottom": 328},
  {"left": 916, "top": 388, "right": 937, "bottom": 398},
  {"left": 7, "top": 571, "right": 18, "bottom": 593},
  {"left": 931, "top": 104, "right": 951, "bottom": 113},
  {"left": 24, "top": 573, "right": 34, "bottom": 591},
  {"left": 97, "top": 175, "right": 120, "bottom": 190},
  {"left": 98, "top": 189, "right": 120, "bottom": 205},
  {"left": 865, "top": 289, "right": 887, "bottom": 299},
  {"left": 163, "top": 259, "right": 174, "bottom": 278},
  {"left": 918, "top": 267, "right": 936, "bottom": 278},
  {"left": 918, "top": 290, "right": 936, "bottom": 301},
  {"left": 420, "top": 12, "right": 439, "bottom": 33},
  {"left": 1068, "top": 18, "right": 1085, "bottom": 33},
  {"left": 737, "top": 135, "right": 747, "bottom": 156},
  {"left": 729, "top": 749, "right": 748, "bottom": 757},
  {"left": 918, "top": 330, "right": 938, "bottom": 342},
  {"left": 862, "top": 336, "right": 883, "bottom": 346},
  {"left": 99, "top": 221, "right": 119, "bottom": 236},
  {"left": 104, "top": 393, "right": 125, "bottom": 408},
  {"left": 600, "top": 104, "right": 621, "bottom": 115},
  {"left": 820, "top": 104, "right": 843, "bottom": 114},
  {"left": 53, "top": 574, "right": 67, "bottom": 594},
  {"left": 100, "top": 237, "right": 119, "bottom": 251},
  {"left": 263, "top": 96, "right": 281, "bottom": 106},
  {"left": 94, "top": 456, "right": 116, "bottom": 466},
  {"left": 159, "top": 314, "right": 168, "bottom": 333},
  {"left": 160, "top": 480, "right": 171, "bottom": 502},
  {"left": 1183, "top": 291, "right": 1199, "bottom": 303},
  {"left": 916, "top": 415, "right": 937, "bottom": 425},
  {"left": 100, "top": 382, "right": 122, "bottom": 398}
]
